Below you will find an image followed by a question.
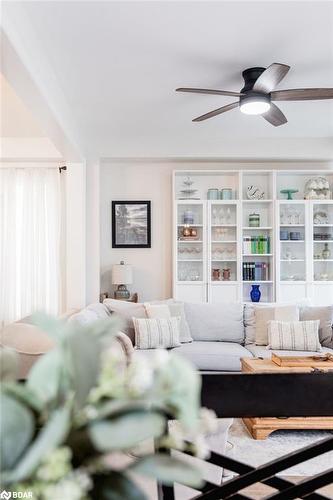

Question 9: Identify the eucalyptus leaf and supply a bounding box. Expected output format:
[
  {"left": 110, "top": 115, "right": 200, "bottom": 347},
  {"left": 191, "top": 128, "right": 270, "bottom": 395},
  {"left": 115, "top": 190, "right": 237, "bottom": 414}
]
[
  {"left": 89, "top": 411, "right": 166, "bottom": 452},
  {"left": 0, "top": 347, "right": 19, "bottom": 381},
  {"left": 131, "top": 453, "right": 203, "bottom": 488},
  {"left": 0, "top": 393, "right": 34, "bottom": 471},
  {"left": 2, "top": 383, "right": 43, "bottom": 413},
  {"left": 84, "top": 317, "right": 122, "bottom": 340},
  {"left": 5, "top": 402, "right": 71, "bottom": 484},
  {"left": 31, "top": 312, "right": 67, "bottom": 342},
  {"left": 90, "top": 400, "right": 158, "bottom": 421},
  {"left": 152, "top": 353, "right": 201, "bottom": 429},
  {"left": 27, "top": 348, "right": 63, "bottom": 404},
  {"left": 64, "top": 328, "right": 102, "bottom": 409},
  {"left": 91, "top": 471, "right": 146, "bottom": 500}
]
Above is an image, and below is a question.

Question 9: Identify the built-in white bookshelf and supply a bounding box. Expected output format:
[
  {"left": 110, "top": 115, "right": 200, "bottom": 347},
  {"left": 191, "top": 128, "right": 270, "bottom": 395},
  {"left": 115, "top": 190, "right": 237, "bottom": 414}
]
[{"left": 173, "top": 170, "right": 333, "bottom": 305}]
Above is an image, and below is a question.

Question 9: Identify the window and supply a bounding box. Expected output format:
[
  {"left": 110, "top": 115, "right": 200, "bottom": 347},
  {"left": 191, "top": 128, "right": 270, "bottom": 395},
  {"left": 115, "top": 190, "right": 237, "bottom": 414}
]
[{"left": 0, "top": 167, "right": 62, "bottom": 325}]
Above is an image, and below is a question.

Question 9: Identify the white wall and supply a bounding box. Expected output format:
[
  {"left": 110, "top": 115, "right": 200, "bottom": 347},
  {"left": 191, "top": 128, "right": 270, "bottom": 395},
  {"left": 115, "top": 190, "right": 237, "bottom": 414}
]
[
  {"left": 65, "top": 163, "right": 86, "bottom": 310},
  {"left": 100, "top": 161, "right": 174, "bottom": 301},
  {"left": 100, "top": 159, "right": 332, "bottom": 302}
]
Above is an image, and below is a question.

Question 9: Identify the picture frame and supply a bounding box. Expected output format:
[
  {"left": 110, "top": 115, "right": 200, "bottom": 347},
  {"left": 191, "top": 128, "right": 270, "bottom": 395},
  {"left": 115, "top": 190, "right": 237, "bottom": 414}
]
[{"left": 112, "top": 200, "right": 151, "bottom": 248}]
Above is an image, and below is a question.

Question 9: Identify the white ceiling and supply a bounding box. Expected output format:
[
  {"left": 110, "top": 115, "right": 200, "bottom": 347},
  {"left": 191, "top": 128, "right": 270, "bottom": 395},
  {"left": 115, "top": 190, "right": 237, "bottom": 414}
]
[{"left": 2, "top": 1, "right": 333, "bottom": 158}]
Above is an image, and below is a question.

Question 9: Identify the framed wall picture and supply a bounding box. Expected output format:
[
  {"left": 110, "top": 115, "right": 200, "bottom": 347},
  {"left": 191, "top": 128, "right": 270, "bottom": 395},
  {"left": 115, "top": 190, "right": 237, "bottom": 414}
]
[{"left": 112, "top": 200, "right": 151, "bottom": 248}]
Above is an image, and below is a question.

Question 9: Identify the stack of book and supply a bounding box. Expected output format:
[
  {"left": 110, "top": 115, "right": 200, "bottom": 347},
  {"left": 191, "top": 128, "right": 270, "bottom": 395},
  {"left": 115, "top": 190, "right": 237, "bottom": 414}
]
[
  {"left": 243, "top": 236, "right": 270, "bottom": 254},
  {"left": 243, "top": 262, "right": 269, "bottom": 281}
]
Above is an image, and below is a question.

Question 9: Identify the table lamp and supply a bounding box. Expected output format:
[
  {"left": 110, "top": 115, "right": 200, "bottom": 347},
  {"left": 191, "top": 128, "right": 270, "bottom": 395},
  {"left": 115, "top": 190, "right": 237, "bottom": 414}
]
[{"left": 112, "top": 261, "right": 133, "bottom": 300}]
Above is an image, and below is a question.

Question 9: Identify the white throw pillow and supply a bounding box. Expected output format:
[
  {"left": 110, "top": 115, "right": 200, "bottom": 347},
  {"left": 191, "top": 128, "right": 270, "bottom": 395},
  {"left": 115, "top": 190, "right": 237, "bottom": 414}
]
[
  {"left": 133, "top": 317, "right": 181, "bottom": 350},
  {"left": 267, "top": 320, "right": 321, "bottom": 352}
]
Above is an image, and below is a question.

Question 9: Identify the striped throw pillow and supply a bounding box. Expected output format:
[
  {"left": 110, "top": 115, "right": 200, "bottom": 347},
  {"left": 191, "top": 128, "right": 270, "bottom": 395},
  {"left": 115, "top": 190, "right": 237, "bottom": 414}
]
[
  {"left": 133, "top": 317, "right": 181, "bottom": 349},
  {"left": 267, "top": 320, "right": 321, "bottom": 352}
]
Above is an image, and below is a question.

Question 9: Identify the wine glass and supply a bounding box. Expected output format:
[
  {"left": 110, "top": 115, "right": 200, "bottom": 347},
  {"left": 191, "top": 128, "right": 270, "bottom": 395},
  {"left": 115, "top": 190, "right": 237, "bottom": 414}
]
[
  {"left": 212, "top": 208, "right": 218, "bottom": 225},
  {"left": 226, "top": 207, "right": 232, "bottom": 224},
  {"left": 218, "top": 208, "right": 225, "bottom": 224}
]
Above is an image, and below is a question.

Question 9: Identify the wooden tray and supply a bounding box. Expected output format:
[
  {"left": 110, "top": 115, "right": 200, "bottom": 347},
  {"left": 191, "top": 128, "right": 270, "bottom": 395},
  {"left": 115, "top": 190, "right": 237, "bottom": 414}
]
[{"left": 272, "top": 353, "right": 333, "bottom": 368}]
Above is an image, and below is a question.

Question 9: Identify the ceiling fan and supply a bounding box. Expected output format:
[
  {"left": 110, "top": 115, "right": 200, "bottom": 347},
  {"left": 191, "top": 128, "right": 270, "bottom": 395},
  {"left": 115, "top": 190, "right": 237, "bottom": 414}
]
[{"left": 176, "top": 63, "right": 333, "bottom": 126}]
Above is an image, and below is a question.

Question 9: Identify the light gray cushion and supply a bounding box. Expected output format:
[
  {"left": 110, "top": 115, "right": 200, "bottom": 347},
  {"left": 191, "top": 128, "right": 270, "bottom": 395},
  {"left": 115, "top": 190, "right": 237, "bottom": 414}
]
[
  {"left": 135, "top": 342, "right": 251, "bottom": 371},
  {"left": 184, "top": 303, "right": 244, "bottom": 344},
  {"left": 168, "top": 303, "right": 193, "bottom": 343},
  {"left": 244, "top": 304, "right": 256, "bottom": 344},
  {"left": 245, "top": 344, "right": 333, "bottom": 359},
  {"left": 68, "top": 303, "right": 111, "bottom": 325},
  {"left": 299, "top": 305, "right": 333, "bottom": 348}
]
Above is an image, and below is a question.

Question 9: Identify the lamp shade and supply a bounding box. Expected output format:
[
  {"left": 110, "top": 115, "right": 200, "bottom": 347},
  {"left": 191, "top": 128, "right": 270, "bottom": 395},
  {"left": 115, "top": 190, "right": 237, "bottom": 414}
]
[{"left": 112, "top": 262, "right": 133, "bottom": 285}]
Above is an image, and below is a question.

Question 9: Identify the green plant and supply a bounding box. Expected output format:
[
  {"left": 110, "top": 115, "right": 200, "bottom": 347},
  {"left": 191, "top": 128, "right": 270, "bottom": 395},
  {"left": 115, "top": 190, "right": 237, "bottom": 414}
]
[{"left": 0, "top": 316, "right": 217, "bottom": 499}]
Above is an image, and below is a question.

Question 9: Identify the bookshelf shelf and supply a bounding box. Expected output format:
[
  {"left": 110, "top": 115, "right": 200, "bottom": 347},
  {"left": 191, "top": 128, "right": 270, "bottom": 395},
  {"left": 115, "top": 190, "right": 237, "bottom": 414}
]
[{"left": 243, "top": 254, "right": 272, "bottom": 257}]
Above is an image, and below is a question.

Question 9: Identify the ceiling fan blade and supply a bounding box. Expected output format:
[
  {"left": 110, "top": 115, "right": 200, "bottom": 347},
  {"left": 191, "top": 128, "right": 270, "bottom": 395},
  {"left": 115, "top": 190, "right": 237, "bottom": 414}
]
[
  {"left": 271, "top": 88, "right": 333, "bottom": 101},
  {"left": 176, "top": 88, "right": 244, "bottom": 97},
  {"left": 253, "top": 63, "right": 290, "bottom": 93},
  {"left": 262, "top": 103, "right": 287, "bottom": 127},
  {"left": 192, "top": 101, "right": 239, "bottom": 122}
]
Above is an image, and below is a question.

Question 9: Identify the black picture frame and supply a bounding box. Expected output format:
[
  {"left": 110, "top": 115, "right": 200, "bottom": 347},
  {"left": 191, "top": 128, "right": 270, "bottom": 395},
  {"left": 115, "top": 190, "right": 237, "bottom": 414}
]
[{"left": 112, "top": 200, "right": 151, "bottom": 248}]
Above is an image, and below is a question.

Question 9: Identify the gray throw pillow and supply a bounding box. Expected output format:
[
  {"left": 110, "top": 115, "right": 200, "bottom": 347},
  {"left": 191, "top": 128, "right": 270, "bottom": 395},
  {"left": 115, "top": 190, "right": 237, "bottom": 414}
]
[
  {"left": 168, "top": 302, "right": 192, "bottom": 343},
  {"left": 184, "top": 302, "right": 244, "bottom": 344},
  {"left": 299, "top": 305, "right": 333, "bottom": 348}
]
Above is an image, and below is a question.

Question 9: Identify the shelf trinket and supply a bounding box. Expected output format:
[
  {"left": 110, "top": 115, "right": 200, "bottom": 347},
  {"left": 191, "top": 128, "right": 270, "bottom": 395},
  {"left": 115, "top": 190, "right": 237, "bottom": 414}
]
[{"left": 249, "top": 213, "right": 260, "bottom": 227}]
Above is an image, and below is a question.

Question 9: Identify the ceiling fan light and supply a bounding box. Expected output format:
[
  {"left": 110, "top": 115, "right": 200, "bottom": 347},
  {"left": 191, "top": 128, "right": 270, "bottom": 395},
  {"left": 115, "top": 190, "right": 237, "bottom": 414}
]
[{"left": 240, "top": 100, "right": 271, "bottom": 115}]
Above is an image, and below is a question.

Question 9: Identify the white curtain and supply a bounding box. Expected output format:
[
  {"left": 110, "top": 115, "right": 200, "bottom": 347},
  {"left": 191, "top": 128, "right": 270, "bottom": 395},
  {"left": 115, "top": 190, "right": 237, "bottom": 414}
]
[{"left": 0, "top": 167, "right": 62, "bottom": 326}]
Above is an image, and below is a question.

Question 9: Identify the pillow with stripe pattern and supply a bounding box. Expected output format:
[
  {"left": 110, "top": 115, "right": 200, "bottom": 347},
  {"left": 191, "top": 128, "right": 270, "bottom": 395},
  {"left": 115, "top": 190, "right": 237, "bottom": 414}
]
[
  {"left": 133, "top": 317, "right": 181, "bottom": 350},
  {"left": 267, "top": 320, "right": 321, "bottom": 352}
]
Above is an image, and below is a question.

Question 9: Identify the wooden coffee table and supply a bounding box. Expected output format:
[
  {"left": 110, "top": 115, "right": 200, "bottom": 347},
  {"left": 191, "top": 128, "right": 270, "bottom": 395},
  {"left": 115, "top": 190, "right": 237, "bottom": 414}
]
[{"left": 241, "top": 357, "right": 333, "bottom": 440}]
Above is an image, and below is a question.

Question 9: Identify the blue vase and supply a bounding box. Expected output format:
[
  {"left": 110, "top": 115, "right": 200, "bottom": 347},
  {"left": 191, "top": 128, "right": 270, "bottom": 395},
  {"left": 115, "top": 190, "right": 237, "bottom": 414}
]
[{"left": 250, "top": 284, "right": 261, "bottom": 302}]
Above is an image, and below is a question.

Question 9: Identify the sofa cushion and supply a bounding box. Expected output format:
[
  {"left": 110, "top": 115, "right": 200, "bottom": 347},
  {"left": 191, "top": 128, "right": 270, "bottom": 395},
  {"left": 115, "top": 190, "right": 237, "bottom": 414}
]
[
  {"left": 299, "top": 305, "right": 333, "bottom": 348},
  {"left": 184, "top": 303, "right": 244, "bottom": 344},
  {"left": 145, "top": 300, "right": 193, "bottom": 343},
  {"left": 168, "top": 303, "right": 193, "bottom": 343},
  {"left": 69, "top": 303, "right": 111, "bottom": 325},
  {"left": 255, "top": 305, "right": 299, "bottom": 345},
  {"left": 134, "top": 342, "right": 251, "bottom": 371},
  {"left": 103, "top": 299, "right": 147, "bottom": 343},
  {"left": 0, "top": 323, "right": 56, "bottom": 379},
  {"left": 267, "top": 320, "right": 321, "bottom": 352},
  {"left": 245, "top": 344, "right": 333, "bottom": 359},
  {"left": 144, "top": 304, "right": 171, "bottom": 319},
  {"left": 134, "top": 317, "right": 181, "bottom": 349},
  {"left": 244, "top": 301, "right": 312, "bottom": 345}
]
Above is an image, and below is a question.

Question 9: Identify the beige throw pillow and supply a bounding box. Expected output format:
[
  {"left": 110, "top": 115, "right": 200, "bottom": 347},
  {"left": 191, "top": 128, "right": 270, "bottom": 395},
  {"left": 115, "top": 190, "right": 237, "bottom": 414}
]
[
  {"left": 133, "top": 317, "right": 181, "bottom": 349},
  {"left": 144, "top": 304, "right": 171, "bottom": 319},
  {"left": 268, "top": 320, "right": 321, "bottom": 352},
  {"left": 144, "top": 302, "right": 192, "bottom": 343},
  {"left": 299, "top": 305, "right": 333, "bottom": 348},
  {"left": 255, "top": 305, "right": 299, "bottom": 345}
]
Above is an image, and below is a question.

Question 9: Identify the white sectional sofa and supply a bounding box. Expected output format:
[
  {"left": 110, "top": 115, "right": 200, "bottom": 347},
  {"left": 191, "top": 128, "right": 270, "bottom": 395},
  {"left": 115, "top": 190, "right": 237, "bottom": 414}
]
[
  {"left": 125, "top": 301, "right": 333, "bottom": 372},
  {"left": 1, "top": 300, "right": 333, "bottom": 378}
]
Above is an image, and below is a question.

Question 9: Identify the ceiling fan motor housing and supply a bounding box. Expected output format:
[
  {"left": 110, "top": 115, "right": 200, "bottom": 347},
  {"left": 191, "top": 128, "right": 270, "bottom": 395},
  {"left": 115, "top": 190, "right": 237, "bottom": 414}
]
[
  {"left": 241, "top": 67, "right": 266, "bottom": 92},
  {"left": 240, "top": 67, "right": 271, "bottom": 111}
]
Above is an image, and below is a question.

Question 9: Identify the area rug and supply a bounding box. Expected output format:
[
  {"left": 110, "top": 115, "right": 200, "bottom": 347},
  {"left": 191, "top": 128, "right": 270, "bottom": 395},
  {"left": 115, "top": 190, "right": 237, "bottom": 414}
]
[{"left": 226, "top": 418, "right": 333, "bottom": 476}]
